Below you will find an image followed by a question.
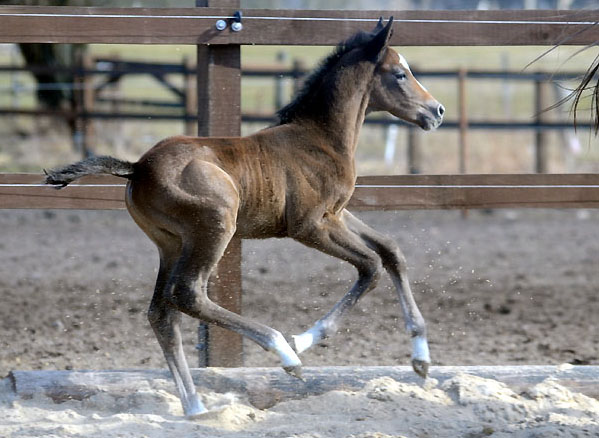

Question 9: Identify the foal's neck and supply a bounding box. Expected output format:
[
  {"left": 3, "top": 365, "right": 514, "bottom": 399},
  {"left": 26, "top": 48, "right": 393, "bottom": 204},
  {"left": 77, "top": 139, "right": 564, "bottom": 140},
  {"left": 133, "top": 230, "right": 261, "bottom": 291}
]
[{"left": 312, "top": 62, "right": 375, "bottom": 157}]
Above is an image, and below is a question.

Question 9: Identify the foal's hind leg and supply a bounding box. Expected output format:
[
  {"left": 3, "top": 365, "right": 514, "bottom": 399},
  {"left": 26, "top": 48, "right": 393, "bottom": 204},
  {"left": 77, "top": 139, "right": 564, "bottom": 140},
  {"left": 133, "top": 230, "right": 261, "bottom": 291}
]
[
  {"left": 128, "top": 199, "right": 206, "bottom": 415},
  {"left": 145, "top": 232, "right": 206, "bottom": 416},
  {"left": 342, "top": 210, "right": 430, "bottom": 377},
  {"left": 167, "top": 226, "right": 302, "bottom": 379},
  {"left": 290, "top": 213, "right": 383, "bottom": 355},
  {"left": 148, "top": 266, "right": 206, "bottom": 416}
]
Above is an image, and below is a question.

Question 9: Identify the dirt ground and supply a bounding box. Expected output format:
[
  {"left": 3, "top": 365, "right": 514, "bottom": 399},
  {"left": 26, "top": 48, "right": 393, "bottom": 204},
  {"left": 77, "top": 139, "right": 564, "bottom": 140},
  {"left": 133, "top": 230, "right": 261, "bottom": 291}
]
[
  {"left": 0, "top": 207, "right": 597, "bottom": 374},
  {"left": 1, "top": 207, "right": 598, "bottom": 437}
]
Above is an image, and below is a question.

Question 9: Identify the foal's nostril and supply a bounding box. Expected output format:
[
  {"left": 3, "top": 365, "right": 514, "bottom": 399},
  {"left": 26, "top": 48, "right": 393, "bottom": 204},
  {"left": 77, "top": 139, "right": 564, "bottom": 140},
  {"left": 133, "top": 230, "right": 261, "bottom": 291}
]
[{"left": 437, "top": 104, "right": 445, "bottom": 117}]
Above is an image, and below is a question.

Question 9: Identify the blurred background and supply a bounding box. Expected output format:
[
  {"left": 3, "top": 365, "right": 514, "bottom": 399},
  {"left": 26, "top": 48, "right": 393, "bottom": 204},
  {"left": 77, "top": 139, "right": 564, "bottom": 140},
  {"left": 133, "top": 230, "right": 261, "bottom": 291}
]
[{"left": 0, "top": 0, "right": 598, "bottom": 176}]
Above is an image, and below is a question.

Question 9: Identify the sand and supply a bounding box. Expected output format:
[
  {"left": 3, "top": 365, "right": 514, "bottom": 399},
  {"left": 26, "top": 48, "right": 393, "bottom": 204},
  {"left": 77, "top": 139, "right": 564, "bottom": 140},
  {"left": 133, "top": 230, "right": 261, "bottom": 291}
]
[
  {"left": 0, "top": 208, "right": 598, "bottom": 437},
  {"left": 1, "top": 371, "right": 598, "bottom": 437}
]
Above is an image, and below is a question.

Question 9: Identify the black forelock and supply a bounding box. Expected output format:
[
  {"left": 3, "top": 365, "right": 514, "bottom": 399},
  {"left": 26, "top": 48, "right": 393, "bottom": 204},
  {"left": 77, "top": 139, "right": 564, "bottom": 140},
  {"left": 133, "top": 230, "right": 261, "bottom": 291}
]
[{"left": 276, "top": 29, "right": 377, "bottom": 125}]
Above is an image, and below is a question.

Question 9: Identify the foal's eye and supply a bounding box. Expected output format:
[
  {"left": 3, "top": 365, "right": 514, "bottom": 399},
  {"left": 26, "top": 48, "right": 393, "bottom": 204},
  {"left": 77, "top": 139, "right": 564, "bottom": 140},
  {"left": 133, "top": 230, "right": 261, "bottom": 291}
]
[{"left": 394, "top": 71, "right": 407, "bottom": 81}]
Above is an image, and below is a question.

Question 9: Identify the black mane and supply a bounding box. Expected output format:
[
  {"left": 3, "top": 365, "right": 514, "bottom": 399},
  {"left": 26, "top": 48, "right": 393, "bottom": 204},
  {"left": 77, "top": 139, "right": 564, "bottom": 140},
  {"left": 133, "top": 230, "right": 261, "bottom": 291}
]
[{"left": 276, "top": 30, "right": 376, "bottom": 125}]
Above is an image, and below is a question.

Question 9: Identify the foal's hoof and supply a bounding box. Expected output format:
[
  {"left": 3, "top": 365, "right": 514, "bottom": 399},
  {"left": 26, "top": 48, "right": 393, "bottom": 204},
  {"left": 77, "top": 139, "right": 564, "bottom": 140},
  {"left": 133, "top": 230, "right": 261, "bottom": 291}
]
[
  {"left": 412, "top": 358, "right": 430, "bottom": 379},
  {"left": 184, "top": 399, "right": 208, "bottom": 419},
  {"left": 186, "top": 409, "right": 210, "bottom": 420},
  {"left": 283, "top": 365, "right": 305, "bottom": 381}
]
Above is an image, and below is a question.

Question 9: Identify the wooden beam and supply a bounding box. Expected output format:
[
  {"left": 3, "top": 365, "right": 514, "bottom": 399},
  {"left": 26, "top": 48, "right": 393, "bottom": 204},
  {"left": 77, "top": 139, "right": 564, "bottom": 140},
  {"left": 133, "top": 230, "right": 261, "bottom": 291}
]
[
  {"left": 195, "top": 0, "right": 243, "bottom": 369},
  {"left": 8, "top": 365, "right": 599, "bottom": 410},
  {"left": 1, "top": 7, "right": 599, "bottom": 46},
  {"left": 196, "top": 53, "right": 241, "bottom": 135},
  {"left": 2, "top": 173, "right": 599, "bottom": 211},
  {"left": 350, "top": 174, "right": 599, "bottom": 210},
  {"left": 0, "top": 174, "right": 126, "bottom": 210},
  {"left": 534, "top": 78, "right": 550, "bottom": 174}
]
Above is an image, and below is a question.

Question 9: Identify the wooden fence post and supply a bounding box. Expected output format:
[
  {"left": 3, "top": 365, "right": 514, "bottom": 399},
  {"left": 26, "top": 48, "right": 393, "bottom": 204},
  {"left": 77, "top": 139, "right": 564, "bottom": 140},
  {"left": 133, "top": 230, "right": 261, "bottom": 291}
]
[
  {"left": 407, "top": 65, "right": 422, "bottom": 175},
  {"left": 407, "top": 127, "right": 420, "bottom": 174},
  {"left": 534, "top": 77, "right": 549, "bottom": 173},
  {"left": 183, "top": 56, "right": 196, "bottom": 136},
  {"left": 73, "top": 51, "right": 93, "bottom": 158},
  {"left": 458, "top": 68, "right": 469, "bottom": 218},
  {"left": 82, "top": 53, "right": 94, "bottom": 157},
  {"left": 292, "top": 58, "right": 305, "bottom": 94},
  {"left": 195, "top": 0, "right": 243, "bottom": 368},
  {"left": 107, "top": 52, "right": 125, "bottom": 157},
  {"left": 274, "top": 51, "right": 288, "bottom": 109},
  {"left": 458, "top": 68, "right": 469, "bottom": 176}
]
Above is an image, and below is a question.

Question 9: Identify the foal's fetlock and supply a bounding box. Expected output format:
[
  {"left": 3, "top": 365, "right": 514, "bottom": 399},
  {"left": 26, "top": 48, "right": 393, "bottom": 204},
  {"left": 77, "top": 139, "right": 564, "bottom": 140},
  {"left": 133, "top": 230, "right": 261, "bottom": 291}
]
[
  {"left": 271, "top": 332, "right": 303, "bottom": 375},
  {"left": 291, "top": 332, "right": 313, "bottom": 355},
  {"left": 292, "top": 321, "right": 330, "bottom": 355}
]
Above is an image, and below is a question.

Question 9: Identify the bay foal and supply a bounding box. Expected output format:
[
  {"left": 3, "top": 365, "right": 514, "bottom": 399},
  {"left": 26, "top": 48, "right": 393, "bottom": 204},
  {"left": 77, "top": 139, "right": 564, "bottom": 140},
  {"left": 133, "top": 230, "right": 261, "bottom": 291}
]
[{"left": 45, "top": 18, "right": 444, "bottom": 416}]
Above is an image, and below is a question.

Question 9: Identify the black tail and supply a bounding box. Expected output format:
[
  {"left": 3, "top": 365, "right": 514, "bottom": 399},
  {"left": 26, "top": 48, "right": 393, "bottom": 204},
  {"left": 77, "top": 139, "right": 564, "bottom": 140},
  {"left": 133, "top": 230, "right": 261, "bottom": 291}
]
[{"left": 44, "top": 155, "right": 135, "bottom": 189}]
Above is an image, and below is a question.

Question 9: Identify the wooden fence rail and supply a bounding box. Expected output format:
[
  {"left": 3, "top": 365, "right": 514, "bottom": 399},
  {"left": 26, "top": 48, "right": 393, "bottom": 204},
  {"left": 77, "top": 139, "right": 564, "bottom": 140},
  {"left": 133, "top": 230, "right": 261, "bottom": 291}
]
[
  {"left": 1, "top": 7, "right": 599, "bottom": 46},
  {"left": 3, "top": 173, "right": 599, "bottom": 210}
]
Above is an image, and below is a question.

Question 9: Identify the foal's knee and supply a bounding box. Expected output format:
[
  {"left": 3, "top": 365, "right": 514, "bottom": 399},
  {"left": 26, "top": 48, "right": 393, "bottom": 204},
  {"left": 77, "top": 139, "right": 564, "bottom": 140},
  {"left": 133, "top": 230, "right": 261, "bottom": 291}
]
[
  {"left": 166, "top": 278, "right": 209, "bottom": 317},
  {"left": 377, "top": 237, "right": 408, "bottom": 274},
  {"left": 359, "top": 254, "right": 383, "bottom": 288},
  {"left": 147, "top": 293, "right": 174, "bottom": 326},
  {"left": 147, "top": 301, "right": 179, "bottom": 334}
]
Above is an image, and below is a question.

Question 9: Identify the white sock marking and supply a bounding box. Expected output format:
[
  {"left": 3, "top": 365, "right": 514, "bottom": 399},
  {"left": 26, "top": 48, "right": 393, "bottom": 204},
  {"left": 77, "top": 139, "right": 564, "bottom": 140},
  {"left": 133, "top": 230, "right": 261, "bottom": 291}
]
[
  {"left": 185, "top": 393, "right": 207, "bottom": 417},
  {"left": 411, "top": 336, "right": 431, "bottom": 363},
  {"left": 292, "top": 332, "right": 314, "bottom": 355},
  {"left": 272, "top": 333, "right": 301, "bottom": 367},
  {"left": 292, "top": 323, "right": 325, "bottom": 354}
]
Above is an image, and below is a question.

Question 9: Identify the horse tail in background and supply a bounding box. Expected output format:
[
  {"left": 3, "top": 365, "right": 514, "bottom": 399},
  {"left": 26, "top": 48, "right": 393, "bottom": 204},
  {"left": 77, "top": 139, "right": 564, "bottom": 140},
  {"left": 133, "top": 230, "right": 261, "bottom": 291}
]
[{"left": 44, "top": 156, "right": 135, "bottom": 189}]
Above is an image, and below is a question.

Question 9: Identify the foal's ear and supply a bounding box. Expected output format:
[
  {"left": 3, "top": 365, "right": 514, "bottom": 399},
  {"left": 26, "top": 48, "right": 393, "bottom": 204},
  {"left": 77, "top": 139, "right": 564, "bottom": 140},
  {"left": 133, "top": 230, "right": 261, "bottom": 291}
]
[
  {"left": 365, "top": 16, "right": 394, "bottom": 63},
  {"left": 373, "top": 16, "right": 384, "bottom": 33}
]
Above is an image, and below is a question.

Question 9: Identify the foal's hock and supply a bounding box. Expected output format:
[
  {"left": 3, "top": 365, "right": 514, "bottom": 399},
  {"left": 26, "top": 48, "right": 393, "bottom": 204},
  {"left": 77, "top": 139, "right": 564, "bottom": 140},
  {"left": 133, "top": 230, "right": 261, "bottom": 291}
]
[{"left": 45, "top": 17, "right": 444, "bottom": 416}]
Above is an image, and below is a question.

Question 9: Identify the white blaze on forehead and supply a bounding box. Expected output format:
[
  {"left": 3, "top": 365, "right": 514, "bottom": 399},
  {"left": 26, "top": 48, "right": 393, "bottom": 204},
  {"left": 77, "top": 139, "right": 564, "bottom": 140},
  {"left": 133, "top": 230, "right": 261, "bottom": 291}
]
[
  {"left": 398, "top": 52, "right": 429, "bottom": 93},
  {"left": 398, "top": 53, "right": 411, "bottom": 71}
]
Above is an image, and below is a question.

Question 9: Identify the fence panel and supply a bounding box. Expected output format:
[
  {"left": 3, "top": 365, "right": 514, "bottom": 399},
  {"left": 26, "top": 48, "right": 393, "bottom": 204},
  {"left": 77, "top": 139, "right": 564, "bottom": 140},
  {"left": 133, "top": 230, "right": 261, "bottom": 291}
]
[
  {"left": 1, "top": 8, "right": 599, "bottom": 46},
  {"left": 3, "top": 173, "right": 599, "bottom": 210}
]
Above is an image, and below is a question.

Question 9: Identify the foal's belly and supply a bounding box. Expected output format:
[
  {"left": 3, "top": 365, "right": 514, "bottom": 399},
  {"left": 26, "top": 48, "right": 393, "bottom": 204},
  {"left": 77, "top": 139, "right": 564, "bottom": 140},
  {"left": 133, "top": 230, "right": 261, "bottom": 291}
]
[{"left": 234, "top": 202, "right": 288, "bottom": 239}]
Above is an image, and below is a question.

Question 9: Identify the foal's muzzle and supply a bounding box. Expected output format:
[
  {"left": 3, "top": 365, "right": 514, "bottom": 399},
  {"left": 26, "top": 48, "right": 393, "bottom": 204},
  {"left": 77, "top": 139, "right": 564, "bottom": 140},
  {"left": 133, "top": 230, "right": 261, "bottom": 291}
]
[{"left": 418, "top": 101, "right": 445, "bottom": 131}]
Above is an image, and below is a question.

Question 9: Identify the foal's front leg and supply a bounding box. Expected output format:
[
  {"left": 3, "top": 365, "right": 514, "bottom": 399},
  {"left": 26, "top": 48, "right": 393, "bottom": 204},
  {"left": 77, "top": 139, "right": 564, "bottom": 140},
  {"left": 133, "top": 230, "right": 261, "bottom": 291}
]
[
  {"left": 290, "top": 213, "right": 384, "bottom": 355},
  {"left": 342, "top": 210, "right": 430, "bottom": 377}
]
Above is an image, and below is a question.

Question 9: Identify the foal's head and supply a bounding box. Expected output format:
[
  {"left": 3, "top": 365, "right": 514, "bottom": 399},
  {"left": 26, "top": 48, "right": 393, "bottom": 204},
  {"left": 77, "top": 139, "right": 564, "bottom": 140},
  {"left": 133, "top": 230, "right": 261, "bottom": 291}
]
[
  {"left": 367, "top": 19, "right": 445, "bottom": 131},
  {"left": 276, "top": 17, "right": 443, "bottom": 132}
]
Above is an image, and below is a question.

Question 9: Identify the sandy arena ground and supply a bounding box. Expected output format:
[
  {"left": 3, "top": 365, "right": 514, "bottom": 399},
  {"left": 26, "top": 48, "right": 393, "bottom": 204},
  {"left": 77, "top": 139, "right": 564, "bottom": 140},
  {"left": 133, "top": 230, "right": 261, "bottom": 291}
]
[{"left": 0, "top": 208, "right": 598, "bottom": 437}]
